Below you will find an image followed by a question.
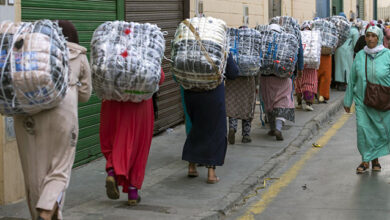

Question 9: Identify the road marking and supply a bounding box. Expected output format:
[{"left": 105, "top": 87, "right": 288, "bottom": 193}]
[{"left": 238, "top": 107, "right": 355, "bottom": 220}]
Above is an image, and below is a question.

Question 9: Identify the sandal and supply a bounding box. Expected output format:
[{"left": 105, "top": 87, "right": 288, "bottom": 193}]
[
  {"left": 188, "top": 163, "right": 199, "bottom": 177},
  {"left": 372, "top": 159, "right": 382, "bottom": 172},
  {"left": 206, "top": 176, "right": 220, "bottom": 184},
  {"left": 356, "top": 162, "right": 369, "bottom": 174}
]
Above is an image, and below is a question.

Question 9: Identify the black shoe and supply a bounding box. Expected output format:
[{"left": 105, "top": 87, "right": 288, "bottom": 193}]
[
  {"left": 242, "top": 135, "right": 252, "bottom": 143},
  {"left": 228, "top": 128, "right": 235, "bottom": 144},
  {"left": 274, "top": 130, "right": 284, "bottom": 141}
]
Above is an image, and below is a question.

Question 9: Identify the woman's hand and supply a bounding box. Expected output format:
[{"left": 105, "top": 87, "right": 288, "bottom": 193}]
[{"left": 344, "top": 106, "right": 351, "bottom": 113}]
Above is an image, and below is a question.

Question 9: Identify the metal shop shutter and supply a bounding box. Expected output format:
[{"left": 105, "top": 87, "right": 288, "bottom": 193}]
[
  {"left": 21, "top": 0, "right": 119, "bottom": 167},
  {"left": 125, "top": 0, "right": 187, "bottom": 133}
]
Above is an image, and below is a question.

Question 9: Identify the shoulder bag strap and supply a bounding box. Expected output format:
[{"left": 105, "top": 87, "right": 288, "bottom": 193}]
[
  {"left": 365, "top": 54, "right": 368, "bottom": 83},
  {"left": 182, "top": 20, "right": 221, "bottom": 75}
]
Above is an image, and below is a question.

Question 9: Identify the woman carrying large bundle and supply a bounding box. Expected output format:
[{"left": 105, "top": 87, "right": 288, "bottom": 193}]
[
  {"left": 11, "top": 20, "right": 92, "bottom": 219},
  {"left": 226, "top": 26, "right": 261, "bottom": 144},
  {"left": 259, "top": 23, "right": 303, "bottom": 141},
  {"left": 344, "top": 25, "right": 390, "bottom": 173},
  {"left": 172, "top": 17, "right": 239, "bottom": 183},
  {"left": 92, "top": 21, "right": 165, "bottom": 205}
]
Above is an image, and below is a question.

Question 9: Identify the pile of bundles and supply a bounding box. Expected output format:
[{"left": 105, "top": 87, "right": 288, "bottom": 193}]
[
  {"left": 326, "top": 16, "right": 351, "bottom": 47},
  {"left": 91, "top": 21, "right": 165, "bottom": 102},
  {"left": 270, "top": 16, "right": 301, "bottom": 42},
  {"left": 300, "top": 30, "right": 322, "bottom": 69},
  {"left": 312, "top": 19, "right": 338, "bottom": 54},
  {"left": 256, "top": 24, "right": 299, "bottom": 78},
  {"left": 0, "top": 20, "right": 69, "bottom": 115},
  {"left": 171, "top": 17, "right": 228, "bottom": 90},
  {"left": 228, "top": 27, "right": 261, "bottom": 76}
]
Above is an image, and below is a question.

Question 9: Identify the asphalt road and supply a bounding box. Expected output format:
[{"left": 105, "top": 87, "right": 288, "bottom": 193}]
[{"left": 228, "top": 110, "right": 390, "bottom": 220}]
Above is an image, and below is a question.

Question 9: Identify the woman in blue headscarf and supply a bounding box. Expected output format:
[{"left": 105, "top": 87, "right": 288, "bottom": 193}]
[{"left": 344, "top": 26, "right": 390, "bottom": 174}]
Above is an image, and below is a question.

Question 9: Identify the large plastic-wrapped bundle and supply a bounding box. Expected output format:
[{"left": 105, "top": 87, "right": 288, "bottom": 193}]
[
  {"left": 326, "top": 16, "right": 351, "bottom": 47},
  {"left": 171, "top": 17, "right": 228, "bottom": 90},
  {"left": 0, "top": 20, "right": 68, "bottom": 116},
  {"left": 91, "top": 21, "right": 165, "bottom": 102},
  {"left": 228, "top": 28, "right": 261, "bottom": 76},
  {"left": 301, "top": 30, "right": 322, "bottom": 69},
  {"left": 258, "top": 26, "right": 299, "bottom": 78},
  {"left": 312, "top": 19, "right": 338, "bottom": 54},
  {"left": 301, "top": 20, "right": 313, "bottom": 30},
  {"left": 270, "top": 16, "right": 301, "bottom": 42}
]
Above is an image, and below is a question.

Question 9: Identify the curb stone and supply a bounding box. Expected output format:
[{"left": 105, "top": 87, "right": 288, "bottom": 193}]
[{"left": 202, "top": 96, "right": 344, "bottom": 219}]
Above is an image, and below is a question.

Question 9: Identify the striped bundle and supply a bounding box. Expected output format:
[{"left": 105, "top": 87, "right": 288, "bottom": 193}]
[
  {"left": 0, "top": 20, "right": 69, "bottom": 115},
  {"left": 91, "top": 21, "right": 165, "bottom": 102},
  {"left": 171, "top": 17, "right": 228, "bottom": 90}
]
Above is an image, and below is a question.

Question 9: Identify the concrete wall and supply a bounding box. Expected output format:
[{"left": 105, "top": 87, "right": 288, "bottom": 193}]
[
  {"left": 0, "top": 0, "right": 25, "bottom": 205},
  {"left": 281, "top": 0, "right": 316, "bottom": 23},
  {"left": 189, "top": 0, "right": 268, "bottom": 27}
]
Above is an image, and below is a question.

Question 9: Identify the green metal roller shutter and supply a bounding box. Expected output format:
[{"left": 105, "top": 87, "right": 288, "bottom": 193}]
[{"left": 21, "top": 0, "right": 123, "bottom": 167}]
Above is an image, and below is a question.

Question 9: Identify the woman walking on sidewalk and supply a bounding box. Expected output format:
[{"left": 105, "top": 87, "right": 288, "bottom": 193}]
[
  {"left": 260, "top": 24, "right": 303, "bottom": 141},
  {"left": 183, "top": 53, "right": 238, "bottom": 183},
  {"left": 100, "top": 69, "right": 165, "bottom": 205},
  {"left": 14, "top": 20, "right": 92, "bottom": 220},
  {"left": 344, "top": 26, "right": 390, "bottom": 174},
  {"left": 295, "top": 22, "right": 319, "bottom": 111}
]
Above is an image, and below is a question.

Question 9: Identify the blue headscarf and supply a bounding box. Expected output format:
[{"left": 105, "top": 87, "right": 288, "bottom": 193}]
[{"left": 339, "top": 12, "right": 347, "bottom": 18}]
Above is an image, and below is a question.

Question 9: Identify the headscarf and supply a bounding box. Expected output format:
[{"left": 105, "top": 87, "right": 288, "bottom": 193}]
[
  {"left": 364, "top": 25, "right": 385, "bottom": 54},
  {"left": 269, "top": 24, "right": 282, "bottom": 33},
  {"left": 58, "top": 20, "right": 79, "bottom": 44},
  {"left": 301, "top": 20, "right": 312, "bottom": 30}
]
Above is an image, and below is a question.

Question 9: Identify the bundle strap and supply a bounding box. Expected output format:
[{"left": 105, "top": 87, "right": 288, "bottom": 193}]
[{"left": 182, "top": 20, "right": 221, "bottom": 76}]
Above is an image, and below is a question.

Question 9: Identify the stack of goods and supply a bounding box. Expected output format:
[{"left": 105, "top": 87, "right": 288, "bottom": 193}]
[
  {"left": 270, "top": 16, "right": 301, "bottom": 42},
  {"left": 171, "top": 17, "right": 228, "bottom": 90},
  {"left": 326, "top": 16, "right": 351, "bottom": 47},
  {"left": 312, "top": 19, "right": 338, "bottom": 54},
  {"left": 91, "top": 21, "right": 165, "bottom": 102},
  {"left": 228, "top": 28, "right": 261, "bottom": 76},
  {"left": 258, "top": 25, "right": 299, "bottom": 78},
  {"left": 0, "top": 20, "right": 69, "bottom": 115},
  {"left": 300, "top": 30, "right": 322, "bottom": 69},
  {"left": 301, "top": 20, "right": 313, "bottom": 30}
]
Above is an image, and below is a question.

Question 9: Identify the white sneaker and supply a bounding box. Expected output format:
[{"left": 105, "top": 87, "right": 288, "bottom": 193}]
[
  {"left": 304, "top": 105, "right": 314, "bottom": 111},
  {"left": 319, "top": 96, "right": 325, "bottom": 103}
]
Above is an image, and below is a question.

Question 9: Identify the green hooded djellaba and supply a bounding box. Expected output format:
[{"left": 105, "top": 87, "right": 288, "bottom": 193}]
[
  {"left": 334, "top": 26, "right": 360, "bottom": 84},
  {"left": 344, "top": 26, "right": 390, "bottom": 162}
]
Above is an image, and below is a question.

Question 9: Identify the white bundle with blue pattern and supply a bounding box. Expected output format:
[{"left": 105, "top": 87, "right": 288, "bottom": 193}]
[
  {"left": 91, "top": 21, "right": 165, "bottom": 102},
  {"left": 312, "top": 19, "right": 338, "bottom": 54},
  {"left": 171, "top": 17, "right": 228, "bottom": 90},
  {"left": 301, "top": 30, "right": 322, "bottom": 69},
  {"left": 257, "top": 26, "right": 299, "bottom": 78},
  {"left": 228, "top": 28, "right": 261, "bottom": 76},
  {"left": 326, "top": 16, "right": 351, "bottom": 47},
  {"left": 270, "top": 16, "right": 301, "bottom": 42},
  {"left": 0, "top": 20, "right": 69, "bottom": 115}
]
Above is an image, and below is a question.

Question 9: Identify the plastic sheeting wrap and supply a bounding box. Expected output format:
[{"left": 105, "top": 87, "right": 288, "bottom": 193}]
[
  {"left": 228, "top": 28, "right": 261, "bottom": 76},
  {"left": 171, "top": 17, "right": 228, "bottom": 90},
  {"left": 270, "top": 16, "right": 301, "bottom": 41},
  {"left": 301, "top": 30, "right": 322, "bottom": 69},
  {"left": 326, "top": 16, "right": 351, "bottom": 47},
  {"left": 258, "top": 27, "right": 299, "bottom": 78},
  {"left": 0, "top": 20, "right": 69, "bottom": 116},
  {"left": 91, "top": 21, "right": 164, "bottom": 102},
  {"left": 312, "top": 19, "right": 338, "bottom": 54}
]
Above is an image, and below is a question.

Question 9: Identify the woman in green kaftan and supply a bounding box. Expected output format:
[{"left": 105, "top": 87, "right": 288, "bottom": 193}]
[{"left": 344, "top": 25, "right": 390, "bottom": 174}]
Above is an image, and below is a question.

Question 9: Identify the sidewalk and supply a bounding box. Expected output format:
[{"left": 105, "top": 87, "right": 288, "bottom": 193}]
[{"left": 0, "top": 90, "right": 345, "bottom": 220}]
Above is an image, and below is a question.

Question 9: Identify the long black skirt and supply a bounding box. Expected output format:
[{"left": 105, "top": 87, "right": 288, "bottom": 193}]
[{"left": 182, "top": 83, "right": 227, "bottom": 166}]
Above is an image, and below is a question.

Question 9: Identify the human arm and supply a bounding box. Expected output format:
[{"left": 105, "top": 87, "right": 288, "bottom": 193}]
[
  {"left": 78, "top": 55, "right": 92, "bottom": 103},
  {"left": 159, "top": 68, "right": 165, "bottom": 85},
  {"left": 343, "top": 54, "right": 359, "bottom": 111},
  {"left": 225, "top": 52, "right": 239, "bottom": 80}
]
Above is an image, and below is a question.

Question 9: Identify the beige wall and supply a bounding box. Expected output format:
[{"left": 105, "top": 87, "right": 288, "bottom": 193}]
[
  {"left": 344, "top": 0, "right": 357, "bottom": 20},
  {"left": 189, "top": 0, "right": 268, "bottom": 27},
  {"left": 0, "top": 0, "right": 25, "bottom": 205},
  {"left": 281, "top": 0, "right": 316, "bottom": 23}
]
